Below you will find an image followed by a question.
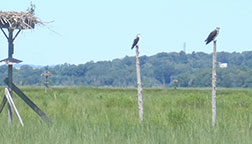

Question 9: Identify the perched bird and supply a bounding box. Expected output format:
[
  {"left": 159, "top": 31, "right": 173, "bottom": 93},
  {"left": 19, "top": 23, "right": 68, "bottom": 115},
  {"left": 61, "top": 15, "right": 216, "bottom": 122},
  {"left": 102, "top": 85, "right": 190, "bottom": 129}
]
[
  {"left": 131, "top": 33, "right": 140, "bottom": 49},
  {"left": 205, "top": 27, "right": 220, "bottom": 45}
]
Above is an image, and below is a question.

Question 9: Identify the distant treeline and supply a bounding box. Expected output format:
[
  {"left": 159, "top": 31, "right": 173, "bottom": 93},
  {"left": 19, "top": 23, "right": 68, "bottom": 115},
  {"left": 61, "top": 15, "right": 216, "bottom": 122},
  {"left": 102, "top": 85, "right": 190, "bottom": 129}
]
[{"left": 1, "top": 51, "right": 252, "bottom": 88}]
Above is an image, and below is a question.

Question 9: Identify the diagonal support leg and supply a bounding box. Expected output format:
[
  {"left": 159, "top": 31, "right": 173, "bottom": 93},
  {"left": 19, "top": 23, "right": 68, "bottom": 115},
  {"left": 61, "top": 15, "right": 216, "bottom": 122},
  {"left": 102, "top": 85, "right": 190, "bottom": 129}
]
[
  {"left": 4, "top": 78, "right": 51, "bottom": 124},
  {"left": 5, "top": 88, "right": 24, "bottom": 126},
  {"left": 8, "top": 103, "right": 13, "bottom": 125},
  {"left": 0, "top": 96, "right": 7, "bottom": 113}
]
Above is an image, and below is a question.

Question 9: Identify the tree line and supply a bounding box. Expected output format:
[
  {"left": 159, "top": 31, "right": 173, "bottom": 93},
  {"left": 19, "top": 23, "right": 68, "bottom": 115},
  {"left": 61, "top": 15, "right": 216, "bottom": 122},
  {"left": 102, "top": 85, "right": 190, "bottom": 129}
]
[{"left": 0, "top": 51, "right": 252, "bottom": 88}]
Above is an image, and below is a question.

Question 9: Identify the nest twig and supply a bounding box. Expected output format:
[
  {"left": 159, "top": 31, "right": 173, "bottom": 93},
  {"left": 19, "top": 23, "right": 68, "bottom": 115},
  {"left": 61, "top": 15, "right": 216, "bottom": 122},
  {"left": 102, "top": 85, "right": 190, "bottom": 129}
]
[{"left": 0, "top": 11, "right": 43, "bottom": 30}]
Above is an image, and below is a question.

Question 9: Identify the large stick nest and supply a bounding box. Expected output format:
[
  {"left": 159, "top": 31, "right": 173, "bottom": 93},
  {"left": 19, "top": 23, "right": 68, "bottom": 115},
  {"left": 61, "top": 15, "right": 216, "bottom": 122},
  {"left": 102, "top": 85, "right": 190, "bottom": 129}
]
[{"left": 0, "top": 11, "right": 43, "bottom": 30}]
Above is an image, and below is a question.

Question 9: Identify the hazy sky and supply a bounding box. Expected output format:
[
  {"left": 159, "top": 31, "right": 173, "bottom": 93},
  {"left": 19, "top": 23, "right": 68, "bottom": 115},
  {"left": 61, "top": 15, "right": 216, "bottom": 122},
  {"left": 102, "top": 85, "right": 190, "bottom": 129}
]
[{"left": 0, "top": 0, "right": 251, "bottom": 65}]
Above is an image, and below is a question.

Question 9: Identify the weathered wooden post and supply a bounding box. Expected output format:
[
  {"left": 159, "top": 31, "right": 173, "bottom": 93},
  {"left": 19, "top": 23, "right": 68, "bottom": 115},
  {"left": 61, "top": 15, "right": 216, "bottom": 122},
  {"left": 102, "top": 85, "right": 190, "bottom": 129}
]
[
  {"left": 135, "top": 45, "right": 143, "bottom": 122},
  {"left": 212, "top": 40, "right": 217, "bottom": 127}
]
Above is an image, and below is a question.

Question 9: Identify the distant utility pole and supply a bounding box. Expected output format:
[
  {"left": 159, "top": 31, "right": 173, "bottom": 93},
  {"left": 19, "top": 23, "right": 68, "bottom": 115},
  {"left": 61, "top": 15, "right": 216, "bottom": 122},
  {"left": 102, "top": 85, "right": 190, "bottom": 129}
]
[
  {"left": 183, "top": 42, "right": 186, "bottom": 53},
  {"left": 135, "top": 45, "right": 143, "bottom": 122},
  {"left": 212, "top": 40, "right": 217, "bottom": 127}
]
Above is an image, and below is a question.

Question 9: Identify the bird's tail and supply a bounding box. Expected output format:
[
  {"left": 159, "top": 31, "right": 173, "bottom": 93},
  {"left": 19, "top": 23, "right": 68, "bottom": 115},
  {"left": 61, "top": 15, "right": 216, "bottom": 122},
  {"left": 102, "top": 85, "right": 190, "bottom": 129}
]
[{"left": 204, "top": 39, "right": 209, "bottom": 45}]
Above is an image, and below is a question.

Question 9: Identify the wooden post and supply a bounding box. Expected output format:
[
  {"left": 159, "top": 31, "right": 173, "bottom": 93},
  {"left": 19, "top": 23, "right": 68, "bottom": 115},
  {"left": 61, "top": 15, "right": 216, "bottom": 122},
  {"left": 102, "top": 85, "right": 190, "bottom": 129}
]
[
  {"left": 135, "top": 45, "right": 143, "bottom": 122},
  {"left": 45, "top": 76, "right": 48, "bottom": 93},
  {"left": 212, "top": 40, "right": 217, "bottom": 127},
  {"left": 7, "top": 28, "right": 14, "bottom": 125}
]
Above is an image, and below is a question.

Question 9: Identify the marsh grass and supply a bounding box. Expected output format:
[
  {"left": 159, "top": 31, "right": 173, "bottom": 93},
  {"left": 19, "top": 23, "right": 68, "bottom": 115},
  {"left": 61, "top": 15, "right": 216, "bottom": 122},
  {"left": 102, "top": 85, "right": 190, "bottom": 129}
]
[{"left": 0, "top": 87, "right": 252, "bottom": 143}]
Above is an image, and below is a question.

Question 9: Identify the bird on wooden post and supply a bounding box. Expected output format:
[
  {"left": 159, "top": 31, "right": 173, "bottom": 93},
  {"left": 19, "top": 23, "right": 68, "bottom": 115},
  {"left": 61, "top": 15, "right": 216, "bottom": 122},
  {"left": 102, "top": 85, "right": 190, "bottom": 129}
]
[
  {"left": 131, "top": 33, "right": 143, "bottom": 122},
  {"left": 205, "top": 27, "right": 220, "bottom": 128},
  {"left": 205, "top": 27, "right": 220, "bottom": 45},
  {"left": 131, "top": 33, "right": 140, "bottom": 49}
]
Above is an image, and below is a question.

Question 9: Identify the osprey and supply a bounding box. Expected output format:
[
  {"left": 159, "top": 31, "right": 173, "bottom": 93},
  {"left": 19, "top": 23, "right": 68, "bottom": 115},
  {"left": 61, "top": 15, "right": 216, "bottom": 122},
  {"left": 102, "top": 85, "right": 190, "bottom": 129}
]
[
  {"left": 131, "top": 33, "right": 140, "bottom": 49},
  {"left": 205, "top": 27, "right": 220, "bottom": 45}
]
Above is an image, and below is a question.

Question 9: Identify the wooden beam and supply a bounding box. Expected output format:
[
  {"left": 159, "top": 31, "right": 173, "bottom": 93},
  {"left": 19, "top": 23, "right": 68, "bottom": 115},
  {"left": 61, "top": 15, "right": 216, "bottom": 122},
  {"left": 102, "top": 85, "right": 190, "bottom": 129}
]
[
  {"left": 13, "top": 29, "right": 21, "bottom": 41},
  {"left": 5, "top": 88, "right": 24, "bottom": 126},
  {"left": 0, "top": 96, "right": 7, "bottom": 113},
  {"left": 0, "top": 27, "right": 9, "bottom": 39}
]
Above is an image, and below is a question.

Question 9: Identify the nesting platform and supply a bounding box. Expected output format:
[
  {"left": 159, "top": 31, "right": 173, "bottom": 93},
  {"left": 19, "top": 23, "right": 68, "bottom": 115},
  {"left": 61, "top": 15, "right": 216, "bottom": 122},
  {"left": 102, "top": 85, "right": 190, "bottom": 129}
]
[
  {"left": 41, "top": 71, "right": 52, "bottom": 77},
  {"left": 0, "top": 10, "right": 51, "bottom": 125},
  {"left": 0, "top": 11, "right": 42, "bottom": 30}
]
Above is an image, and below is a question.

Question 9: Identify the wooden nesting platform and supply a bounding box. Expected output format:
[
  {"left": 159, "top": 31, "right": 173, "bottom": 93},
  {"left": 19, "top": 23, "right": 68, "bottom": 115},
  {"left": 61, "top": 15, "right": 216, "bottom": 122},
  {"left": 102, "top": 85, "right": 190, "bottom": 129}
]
[
  {"left": 41, "top": 72, "right": 52, "bottom": 77},
  {"left": 0, "top": 11, "right": 42, "bottom": 29}
]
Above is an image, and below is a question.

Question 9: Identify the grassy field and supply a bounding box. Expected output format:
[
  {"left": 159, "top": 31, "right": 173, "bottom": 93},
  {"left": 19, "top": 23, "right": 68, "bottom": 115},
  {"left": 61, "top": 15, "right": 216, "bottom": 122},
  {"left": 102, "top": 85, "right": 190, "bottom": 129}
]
[{"left": 0, "top": 87, "right": 252, "bottom": 144}]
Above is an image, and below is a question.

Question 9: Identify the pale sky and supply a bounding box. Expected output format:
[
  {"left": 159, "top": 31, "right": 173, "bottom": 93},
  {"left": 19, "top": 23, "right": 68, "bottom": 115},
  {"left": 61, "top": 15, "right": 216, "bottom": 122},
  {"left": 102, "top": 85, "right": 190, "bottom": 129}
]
[{"left": 0, "top": 0, "right": 251, "bottom": 65}]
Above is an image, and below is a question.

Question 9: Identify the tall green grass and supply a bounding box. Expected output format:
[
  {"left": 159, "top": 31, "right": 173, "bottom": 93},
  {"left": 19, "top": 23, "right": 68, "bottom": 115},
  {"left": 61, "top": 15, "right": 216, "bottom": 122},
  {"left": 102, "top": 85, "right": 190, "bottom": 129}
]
[{"left": 0, "top": 87, "right": 252, "bottom": 144}]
